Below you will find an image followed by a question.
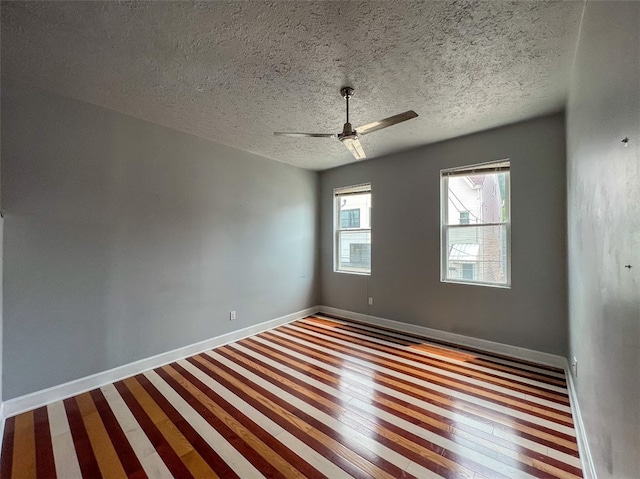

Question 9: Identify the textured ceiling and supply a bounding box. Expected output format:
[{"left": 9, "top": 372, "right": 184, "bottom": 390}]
[{"left": 1, "top": 1, "right": 583, "bottom": 170}]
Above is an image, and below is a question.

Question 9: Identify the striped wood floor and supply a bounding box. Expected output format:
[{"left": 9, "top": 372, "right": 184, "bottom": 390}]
[{"left": 1, "top": 315, "right": 583, "bottom": 478}]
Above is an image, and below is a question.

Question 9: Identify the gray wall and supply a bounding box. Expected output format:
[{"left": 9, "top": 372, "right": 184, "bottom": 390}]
[
  {"left": 320, "top": 114, "right": 568, "bottom": 355},
  {"left": 1, "top": 85, "right": 318, "bottom": 399},
  {"left": 566, "top": 2, "right": 640, "bottom": 478}
]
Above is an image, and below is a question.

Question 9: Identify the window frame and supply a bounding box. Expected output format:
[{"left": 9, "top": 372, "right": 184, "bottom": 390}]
[
  {"left": 440, "top": 160, "right": 511, "bottom": 288},
  {"left": 334, "top": 183, "right": 372, "bottom": 275}
]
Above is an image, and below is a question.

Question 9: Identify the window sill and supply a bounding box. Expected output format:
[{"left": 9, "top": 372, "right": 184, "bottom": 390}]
[
  {"left": 334, "top": 269, "right": 371, "bottom": 276},
  {"left": 441, "top": 279, "right": 511, "bottom": 289}
]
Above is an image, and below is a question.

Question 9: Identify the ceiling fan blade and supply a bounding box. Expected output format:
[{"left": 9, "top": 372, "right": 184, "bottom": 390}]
[
  {"left": 355, "top": 110, "right": 418, "bottom": 136},
  {"left": 274, "top": 132, "right": 337, "bottom": 138},
  {"left": 342, "top": 137, "right": 366, "bottom": 160}
]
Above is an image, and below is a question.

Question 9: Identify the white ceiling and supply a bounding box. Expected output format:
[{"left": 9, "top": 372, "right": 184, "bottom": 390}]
[{"left": 1, "top": 1, "right": 583, "bottom": 170}]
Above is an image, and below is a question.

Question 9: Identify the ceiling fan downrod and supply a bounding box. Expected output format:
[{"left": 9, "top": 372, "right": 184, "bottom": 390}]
[{"left": 341, "top": 87, "right": 354, "bottom": 122}]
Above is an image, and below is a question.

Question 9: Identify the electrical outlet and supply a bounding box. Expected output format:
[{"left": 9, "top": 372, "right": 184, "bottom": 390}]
[
  {"left": 368, "top": 297, "right": 374, "bottom": 306},
  {"left": 571, "top": 356, "right": 578, "bottom": 377},
  {"left": 230, "top": 311, "right": 236, "bottom": 321}
]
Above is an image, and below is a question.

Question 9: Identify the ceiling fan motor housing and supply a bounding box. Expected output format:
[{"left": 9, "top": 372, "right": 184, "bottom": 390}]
[{"left": 339, "top": 122, "right": 357, "bottom": 141}]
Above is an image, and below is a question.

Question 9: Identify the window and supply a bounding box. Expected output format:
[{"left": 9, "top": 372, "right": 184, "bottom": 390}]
[
  {"left": 441, "top": 160, "right": 510, "bottom": 287},
  {"left": 335, "top": 183, "right": 371, "bottom": 274}
]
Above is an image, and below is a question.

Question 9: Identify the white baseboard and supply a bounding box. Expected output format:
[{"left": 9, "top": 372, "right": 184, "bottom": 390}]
[
  {"left": 4, "top": 306, "right": 320, "bottom": 417},
  {"left": 565, "top": 364, "right": 598, "bottom": 479},
  {"left": 318, "top": 305, "right": 566, "bottom": 369}
]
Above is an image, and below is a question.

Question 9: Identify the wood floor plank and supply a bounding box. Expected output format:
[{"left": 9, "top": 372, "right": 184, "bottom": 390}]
[
  {"left": 1, "top": 416, "right": 15, "bottom": 479},
  {"left": 33, "top": 406, "right": 57, "bottom": 479},
  {"left": 12, "top": 411, "right": 36, "bottom": 479},
  {"left": 47, "top": 401, "right": 83, "bottom": 479},
  {"left": 0, "top": 315, "right": 583, "bottom": 479}
]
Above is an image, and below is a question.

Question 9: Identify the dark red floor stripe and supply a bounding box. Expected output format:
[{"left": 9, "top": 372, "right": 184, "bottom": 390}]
[
  {"left": 33, "top": 406, "right": 57, "bottom": 479},
  {"left": 0, "top": 416, "right": 15, "bottom": 479},
  {"left": 63, "top": 397, "right": 102, "bottom": 479}
]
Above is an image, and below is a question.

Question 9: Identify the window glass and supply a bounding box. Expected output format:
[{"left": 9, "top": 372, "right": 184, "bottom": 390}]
[{"left": 340, "top": 209, "right": 360, "bottom": 228}]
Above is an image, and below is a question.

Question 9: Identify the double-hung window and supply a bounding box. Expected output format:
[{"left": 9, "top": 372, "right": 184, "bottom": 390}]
[
  {"left": 441, "top": 160, "right": 510, "bottom": 287},
  {"left": 335, "top": 183, "right": 371, "bottom": 274}
]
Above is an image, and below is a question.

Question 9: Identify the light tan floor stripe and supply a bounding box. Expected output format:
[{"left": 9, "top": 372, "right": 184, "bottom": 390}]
[
  {"left": 47, "top": 401, "right": 83, "bottom": 479},
  {"left": 12, "top": 411, "right": 36, "bottom": 479}
]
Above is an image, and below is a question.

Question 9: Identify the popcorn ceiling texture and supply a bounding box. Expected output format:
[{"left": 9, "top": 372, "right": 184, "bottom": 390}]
[{"left": 1, "top": 1, "right": 582, "bottom": 170}]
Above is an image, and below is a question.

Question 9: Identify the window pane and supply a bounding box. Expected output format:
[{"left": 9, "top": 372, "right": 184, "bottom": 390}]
[
  {"left": 340, "top": 209, "right": 360, "bottom": 228},
  {"left": 338, "top": 230, "right": 371, "bottom": 272},
  {"left": 446, "top": 172, "right": 508, "bottom": 225},
  {"left": 445, "top": 225, "right": 507, "bottom": 284},
  {"left": 338, "top": 193, "right": 371, "bottom": 228}
]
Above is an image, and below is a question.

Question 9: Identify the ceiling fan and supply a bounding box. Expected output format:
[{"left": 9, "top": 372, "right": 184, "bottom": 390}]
[{"left": 274, "top": 87, "right": 418, "bottom": 160}]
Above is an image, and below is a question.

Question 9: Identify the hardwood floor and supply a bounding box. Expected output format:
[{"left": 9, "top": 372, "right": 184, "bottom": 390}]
[{"left": 0, "top": 315, "right": 583, "bottom": 478}]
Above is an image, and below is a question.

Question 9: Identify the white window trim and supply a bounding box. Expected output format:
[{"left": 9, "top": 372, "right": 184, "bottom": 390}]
[
  {"left": 334, "top": 183, "right": 372, "bottom": 275},
  {"left": 440, "top": 160, "right": 511, "bottom": 288}
]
